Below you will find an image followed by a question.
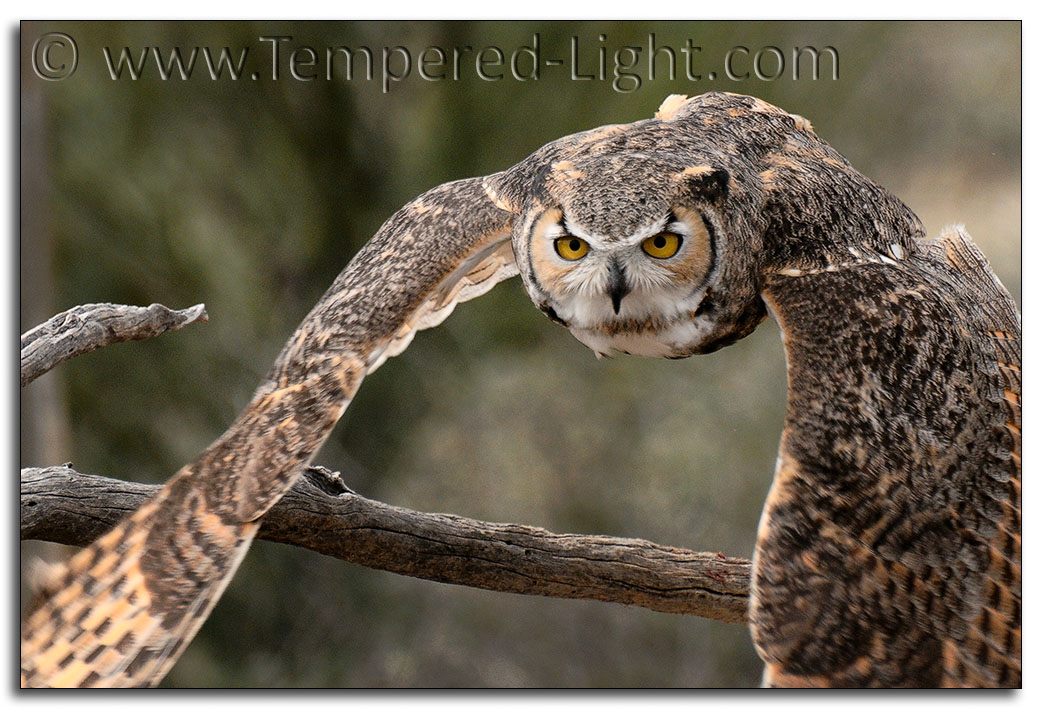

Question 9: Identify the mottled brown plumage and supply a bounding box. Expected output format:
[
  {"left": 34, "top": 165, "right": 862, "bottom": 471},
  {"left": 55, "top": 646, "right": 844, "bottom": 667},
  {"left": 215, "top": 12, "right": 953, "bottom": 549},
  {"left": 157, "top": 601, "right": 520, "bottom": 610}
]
[
  {"left": 21, "top": 92, "right": 1019, "bottom": 688},
  {"left": 757, "top": 227, "right": 1020, "bottom": 687}
]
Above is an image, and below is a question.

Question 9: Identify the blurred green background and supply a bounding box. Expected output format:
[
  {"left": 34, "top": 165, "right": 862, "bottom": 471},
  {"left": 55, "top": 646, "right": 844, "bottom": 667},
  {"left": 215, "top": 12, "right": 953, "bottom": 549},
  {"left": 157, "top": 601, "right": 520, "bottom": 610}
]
[{"left": 20, "top": 21, "right": 1020, "bottom": 688}]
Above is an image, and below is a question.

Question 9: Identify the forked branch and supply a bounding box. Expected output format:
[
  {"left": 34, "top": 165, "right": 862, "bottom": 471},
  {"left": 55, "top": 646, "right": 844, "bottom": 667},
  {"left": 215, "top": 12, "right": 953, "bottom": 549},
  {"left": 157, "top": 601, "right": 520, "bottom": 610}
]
[{"left": 20, "top": 302, "right": 208, "bottom": 386}]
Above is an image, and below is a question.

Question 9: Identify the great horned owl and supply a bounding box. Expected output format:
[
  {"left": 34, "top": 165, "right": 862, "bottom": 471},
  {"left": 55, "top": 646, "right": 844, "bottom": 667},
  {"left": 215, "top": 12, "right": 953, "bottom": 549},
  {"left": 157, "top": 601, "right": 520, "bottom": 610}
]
[{"left": 22, "top": 92, "right": 1020, "bottom": 688}]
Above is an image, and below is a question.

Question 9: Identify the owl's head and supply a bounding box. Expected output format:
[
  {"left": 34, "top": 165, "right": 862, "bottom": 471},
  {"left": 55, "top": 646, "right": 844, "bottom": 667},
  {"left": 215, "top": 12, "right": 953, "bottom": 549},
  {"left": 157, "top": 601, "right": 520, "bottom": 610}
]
[
  {"left": 488, "top": 94, "right": 769, "bottom": 359},
  {"left": 511, "top": 153, "right": 741, "bottom": 359}
]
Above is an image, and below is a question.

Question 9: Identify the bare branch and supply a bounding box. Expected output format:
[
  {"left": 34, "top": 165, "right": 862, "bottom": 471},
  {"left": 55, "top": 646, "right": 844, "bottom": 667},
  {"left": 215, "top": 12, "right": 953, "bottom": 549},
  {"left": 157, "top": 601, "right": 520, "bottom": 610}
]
[
  {"left": 20, "top": 303, "right": 208, "bottom": 387},
  {"left": 20, "top": 465, "right": 751, "bottom": 625}
]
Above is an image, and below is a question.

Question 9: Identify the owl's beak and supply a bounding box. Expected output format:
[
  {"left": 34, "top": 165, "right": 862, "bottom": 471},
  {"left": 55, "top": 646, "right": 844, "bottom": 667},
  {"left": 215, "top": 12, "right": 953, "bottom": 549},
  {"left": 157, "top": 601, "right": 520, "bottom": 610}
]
[{"left": 607, "top": 259, "right": 631, "bottom": 314}]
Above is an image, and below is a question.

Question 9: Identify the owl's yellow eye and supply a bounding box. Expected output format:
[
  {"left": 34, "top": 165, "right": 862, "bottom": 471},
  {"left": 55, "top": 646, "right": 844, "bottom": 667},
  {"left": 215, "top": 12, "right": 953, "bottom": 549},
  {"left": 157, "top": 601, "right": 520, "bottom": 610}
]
[
  {"left": 554, "top": 236, "right": 590, "bottom": 260},
  {"left": 641, "top": 232, "right": 683, "bottom": 259}
]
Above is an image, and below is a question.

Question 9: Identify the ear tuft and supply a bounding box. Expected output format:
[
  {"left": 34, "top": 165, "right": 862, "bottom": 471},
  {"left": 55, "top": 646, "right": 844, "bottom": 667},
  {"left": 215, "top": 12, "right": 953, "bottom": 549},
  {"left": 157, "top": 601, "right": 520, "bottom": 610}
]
[{"left": 682, "top": 167, "right": 730, "bottom": 205}]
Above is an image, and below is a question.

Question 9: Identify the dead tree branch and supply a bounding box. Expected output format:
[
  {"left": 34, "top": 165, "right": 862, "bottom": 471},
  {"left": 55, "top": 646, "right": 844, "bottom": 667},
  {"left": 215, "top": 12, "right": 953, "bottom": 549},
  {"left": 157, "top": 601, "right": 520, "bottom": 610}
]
[
  {"left": 20, "top": 302, "right": 208, "bottom": 386},
  {"left": 21, "top": 464, "right": 751, "bottom": 625}
]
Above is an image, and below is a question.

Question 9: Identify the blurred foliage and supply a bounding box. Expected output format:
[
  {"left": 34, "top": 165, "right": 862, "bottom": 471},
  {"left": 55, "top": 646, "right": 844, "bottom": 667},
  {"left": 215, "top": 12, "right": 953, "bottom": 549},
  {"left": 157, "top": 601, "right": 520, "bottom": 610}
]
[{"left": 21, "top": 21, "right": 1019, "bottom": 687}]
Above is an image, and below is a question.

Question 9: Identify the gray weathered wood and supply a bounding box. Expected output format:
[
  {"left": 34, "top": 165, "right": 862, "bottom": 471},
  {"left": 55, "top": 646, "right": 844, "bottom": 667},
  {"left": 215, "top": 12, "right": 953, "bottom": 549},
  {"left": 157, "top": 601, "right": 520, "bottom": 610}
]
[
  {"left": 21, "top": 464, "right": 750, "bottom": 624},
  {"left": 20, "top": 302, "right": 208, "bottom": 386}
]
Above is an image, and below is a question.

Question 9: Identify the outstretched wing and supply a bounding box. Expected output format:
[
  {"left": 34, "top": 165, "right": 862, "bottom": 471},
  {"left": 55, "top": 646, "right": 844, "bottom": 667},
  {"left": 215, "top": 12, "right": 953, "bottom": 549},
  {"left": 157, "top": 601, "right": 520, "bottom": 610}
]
[
  {"left": 752, "top": 230, "right": 1020, "bottom": 688},
  {"left": 21, "top": 175, "right": 519, "bottom": 688}
]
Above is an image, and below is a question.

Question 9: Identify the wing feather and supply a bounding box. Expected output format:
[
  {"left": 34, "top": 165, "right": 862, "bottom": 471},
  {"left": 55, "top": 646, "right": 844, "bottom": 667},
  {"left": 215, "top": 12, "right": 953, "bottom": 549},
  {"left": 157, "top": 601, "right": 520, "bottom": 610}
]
[
  {"left": 21, "top": 175, "right": 517, "bottom": 687},
  {"left": 367, "top": 236, "right": 517, "bottom": 373},
  {"left": 752, "top": 230, "right": 1020, "bottom": 687}
]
